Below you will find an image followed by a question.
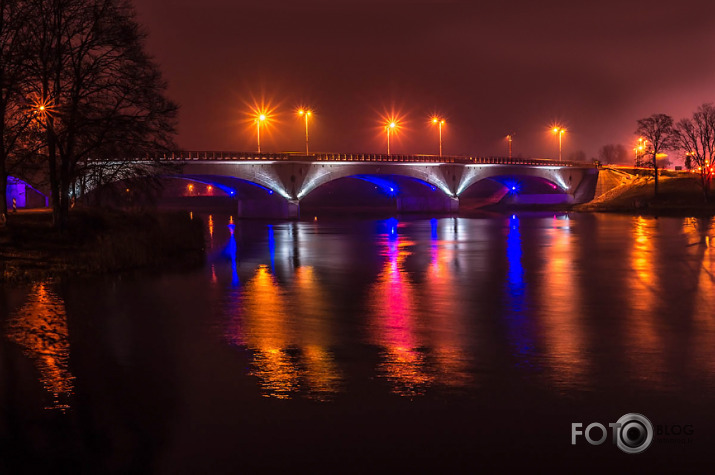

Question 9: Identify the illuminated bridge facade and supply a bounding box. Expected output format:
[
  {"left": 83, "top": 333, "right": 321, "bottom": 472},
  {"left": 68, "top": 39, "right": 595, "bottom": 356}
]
[{"left": 125, "top": 151, "right": 599, "bottom": 217}]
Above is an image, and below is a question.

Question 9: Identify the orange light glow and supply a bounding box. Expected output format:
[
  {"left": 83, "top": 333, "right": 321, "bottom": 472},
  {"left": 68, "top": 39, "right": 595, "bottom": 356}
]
[
  {"left": 7, "top": 283, "right": 75, "bottom": 410},
  {"left": 30, "top": 95, "right": 55, "bottom": 122}
]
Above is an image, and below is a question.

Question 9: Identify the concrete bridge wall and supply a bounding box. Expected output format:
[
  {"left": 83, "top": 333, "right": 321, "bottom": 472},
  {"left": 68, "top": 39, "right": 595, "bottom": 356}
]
[{"left": 177, "top": 160, "right": 598, "bottom": 217}]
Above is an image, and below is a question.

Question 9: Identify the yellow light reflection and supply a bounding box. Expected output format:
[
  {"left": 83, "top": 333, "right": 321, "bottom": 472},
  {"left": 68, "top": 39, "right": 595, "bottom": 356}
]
[
  {"left": 237, "top": 265, "right": 299, "bottom": 399},
  {"left": 6, "top": 283, "right": 75, "bottom": 410},
  {"left": 292, "top": 266, "right": 341, "bottom": 400},
  {"left": 539, "top": 217, "right": 589, "bottom": 390},
  {"left": 627, "top": 216, "right": 664, "bottom": 386},
  {"left": 231, "top": 264, "right": 341, "bottom": 400}
]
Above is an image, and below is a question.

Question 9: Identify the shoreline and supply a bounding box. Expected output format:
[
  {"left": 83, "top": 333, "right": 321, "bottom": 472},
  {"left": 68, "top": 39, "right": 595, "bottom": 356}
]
[{"left": 0, "top": 209, "right": 205, "bottom": 284}]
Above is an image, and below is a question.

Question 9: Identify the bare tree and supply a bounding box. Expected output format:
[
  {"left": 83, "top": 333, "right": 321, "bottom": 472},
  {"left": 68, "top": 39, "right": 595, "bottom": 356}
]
[
  {"left": 25, "top": 0, "right": 177, "bottom": 230},
  {"left": 0, "top": 0, "right": 38, "bottom": 225},
  {"left": 598, "top": 144, "right": 628, "bottom": 165},
  {"left": 673, "top": 103, "right": 715, "bottom": 202},
  {"left": 635, "top": 113, "right": 676, "bottom": 197}
]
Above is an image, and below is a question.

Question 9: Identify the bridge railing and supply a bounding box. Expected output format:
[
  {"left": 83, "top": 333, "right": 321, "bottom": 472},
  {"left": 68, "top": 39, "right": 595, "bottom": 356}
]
[{"left": 91, "top": 151, "right": 588, "bottom": 167}]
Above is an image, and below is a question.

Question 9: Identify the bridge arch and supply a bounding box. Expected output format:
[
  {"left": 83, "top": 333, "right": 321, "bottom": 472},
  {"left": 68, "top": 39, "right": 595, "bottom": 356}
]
[
  {"left": 299, "top": 172, "right": 458, "bottom": 214},
  {"left": 296, "top": 163, "right": 454, "bottom": 199}
]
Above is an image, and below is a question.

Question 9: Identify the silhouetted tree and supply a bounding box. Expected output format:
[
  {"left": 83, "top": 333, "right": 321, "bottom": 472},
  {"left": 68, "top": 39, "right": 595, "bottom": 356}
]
[
  {"left": 598, "top": 144, "right": 628, "bottom": 165},
  {"left": 673, "top": 103, "right": 715, "bottom": 202},
  {"left": 0, "top": 0, "right": 37, "bottom": 225},
  {"left": 25, "top": 0, "right": 177, "bottom": 230},
  {"left": 635, "top": 113, "right": 676, "bottom": 197}
]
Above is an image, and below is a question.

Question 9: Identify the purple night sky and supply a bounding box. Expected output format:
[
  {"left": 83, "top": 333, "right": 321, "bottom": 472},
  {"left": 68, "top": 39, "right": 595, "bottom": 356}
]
[{"left": 135, "top": 0, "right": 715, "bottom": 164}]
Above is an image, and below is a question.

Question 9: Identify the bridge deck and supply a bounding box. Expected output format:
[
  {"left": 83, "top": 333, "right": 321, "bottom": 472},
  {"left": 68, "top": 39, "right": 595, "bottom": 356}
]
[{"left": 114, "top": 151, "right": 591, "bottom": 168}]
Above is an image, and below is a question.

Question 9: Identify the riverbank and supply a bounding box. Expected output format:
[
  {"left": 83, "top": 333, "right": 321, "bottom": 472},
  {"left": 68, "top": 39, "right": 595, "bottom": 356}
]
[
  {"left": 0, "top": 209, "right": 205, "bottom": 283},
  {"left": 575, "top": 174, "right": 715, "bottom": 216}
]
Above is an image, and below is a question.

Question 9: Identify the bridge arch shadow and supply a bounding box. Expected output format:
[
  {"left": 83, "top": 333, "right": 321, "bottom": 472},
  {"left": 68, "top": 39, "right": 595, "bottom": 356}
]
[
  {"left": 459, "top": 175, "right": 570, "bottom": 210},
  {"left": 87, "top": 175, "right": 294, "bottom": 216}
]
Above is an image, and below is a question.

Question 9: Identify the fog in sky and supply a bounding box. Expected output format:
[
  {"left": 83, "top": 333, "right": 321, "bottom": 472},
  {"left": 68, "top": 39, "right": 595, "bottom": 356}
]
[{"left": 136, "top": 0, "right": 715, "bottom": 164}]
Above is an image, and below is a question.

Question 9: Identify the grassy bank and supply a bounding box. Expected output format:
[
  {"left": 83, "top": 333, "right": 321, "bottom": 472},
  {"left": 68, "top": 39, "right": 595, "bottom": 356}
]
[
  {"left": 0, "top": 209, "right": 205, "bottom": 283},
  {"left": 576, "top": 175, "right": 715, "bottom": 215}
]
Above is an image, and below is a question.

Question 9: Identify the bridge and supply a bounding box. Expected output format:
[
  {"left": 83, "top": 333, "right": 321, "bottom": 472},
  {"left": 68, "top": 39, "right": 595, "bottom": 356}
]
[{"left": 102, "top": 151, "right": 600, "bottom": 217}]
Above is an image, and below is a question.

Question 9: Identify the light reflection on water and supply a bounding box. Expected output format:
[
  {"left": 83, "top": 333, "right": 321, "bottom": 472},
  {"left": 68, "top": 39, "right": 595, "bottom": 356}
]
[
  {"left": 7, "top": 213, "right": 715, "bottom": 409},
  {"left": 627, "top": 216, "right": 665, "bottom": 387},
  {"left": 5, "top": 282, "right": 75, "bottom": 410},
  {"left": 225, "top": 262, "right": 341, "bottom": 401},
  {"left": 538, "top": 216, "right": 589, "bottom": 390},
  {"left": 211, "top": 214, "right": 715, "bottom": 399}
]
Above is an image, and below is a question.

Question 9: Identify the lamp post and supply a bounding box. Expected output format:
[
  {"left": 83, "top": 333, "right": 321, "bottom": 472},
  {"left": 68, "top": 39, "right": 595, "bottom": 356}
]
[
  {"left": 506, "top": 134, "right": 514, "bottom": 159},
  {"left": 431, "top": 117, "right": 445, "bottom": 156},
  {"left": 552, "top": 127, "right": 566, "bottom": 161},
  {"left": 256, "top": 114, "right": 266, "bottom": 153},
  {"left": 386, "top": 121, "right": 397, "bottom": 154},
  {"left": 298, "top": 109, "right": 312, "bottom": 155}
]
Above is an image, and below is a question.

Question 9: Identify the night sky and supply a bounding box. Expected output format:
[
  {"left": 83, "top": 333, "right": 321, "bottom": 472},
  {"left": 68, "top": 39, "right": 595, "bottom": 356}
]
[{"left": 136, "top": 0, "right": 715, "bottom": 163}]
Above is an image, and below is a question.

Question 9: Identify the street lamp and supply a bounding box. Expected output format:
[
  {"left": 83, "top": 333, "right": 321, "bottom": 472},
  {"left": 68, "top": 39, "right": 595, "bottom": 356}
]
[
  {"left": 506, "top": 134, "right": 514, "bottom": 159},
  {"left": 552, "top": 127, "right": 566, "bottom": 161},
  {"left": 431, "top": 117, "right": 445, "bottom": 156},
  {"left": 255, "top": 113, "right": 266, "bottom": 153},
  {"left": 298, "top": 109, "right": 312, "bottom": 155},
  {"left": 386, "top": 121, "right": 397, "bottom": 155}
]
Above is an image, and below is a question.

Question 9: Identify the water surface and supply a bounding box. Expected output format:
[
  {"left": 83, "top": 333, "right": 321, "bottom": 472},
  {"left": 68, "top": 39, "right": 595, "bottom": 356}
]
[{"left": 2, "top": 212, "right": 714, "bottom": 472}]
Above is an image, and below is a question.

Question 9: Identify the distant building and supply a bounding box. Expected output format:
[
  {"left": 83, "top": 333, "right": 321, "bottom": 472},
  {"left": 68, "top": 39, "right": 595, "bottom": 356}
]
[{"left": 5, "top": 176, "right": 49, "bottom": 209}]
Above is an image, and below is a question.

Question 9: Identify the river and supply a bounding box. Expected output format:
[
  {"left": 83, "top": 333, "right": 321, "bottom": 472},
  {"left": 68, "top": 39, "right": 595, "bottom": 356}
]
[{"left": 1, "top": 212, "right": 714, "bottom": 472}]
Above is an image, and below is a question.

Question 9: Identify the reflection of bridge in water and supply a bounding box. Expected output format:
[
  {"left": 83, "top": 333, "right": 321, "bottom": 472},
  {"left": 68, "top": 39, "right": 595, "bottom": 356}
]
[{"left": 125, "top": 151, "right": 599, "bottom": 217}]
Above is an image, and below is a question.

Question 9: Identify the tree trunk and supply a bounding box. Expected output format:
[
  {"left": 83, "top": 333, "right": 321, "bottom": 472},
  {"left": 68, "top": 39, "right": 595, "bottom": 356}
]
[
  {"left": 0, "top": 158, "right": 7, "bottom": 225},
  {"left": 47, "top": 128, "right": 62, "bottom": 230},
  {"left": 653, "top": 154, "right": 659, "bottom": 197}
]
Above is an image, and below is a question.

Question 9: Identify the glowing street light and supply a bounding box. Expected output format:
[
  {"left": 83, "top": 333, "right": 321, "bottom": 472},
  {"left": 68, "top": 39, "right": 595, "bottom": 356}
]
[
  {"left": 552, "top": 126, "right": 566, "bottom": 161},
  {"left": 386, "top": 120, "right": 398, "bottom": 155},
  {"left": 255, "top": 113, "right": 267, "bottom": 153},
  {"left": 431, "top": 117, "right": 445, "bottom": 156},
  {"left": 298, "top": 109, "right": 312, "bottom": 155}
]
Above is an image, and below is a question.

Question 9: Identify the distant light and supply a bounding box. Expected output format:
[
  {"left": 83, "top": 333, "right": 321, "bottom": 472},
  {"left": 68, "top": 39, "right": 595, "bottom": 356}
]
[
  {"left": 268, "top": 190, "right": 273, "bottom": 194},
  {"left": 207, "top": 185, "right": 213, "bottom": 191},
  {"left": 389, "top": 122, "right": 396, "bottom": 128},
  {"left": 512, "top": 186, "right": 516, "bottom": 190},
  {"left": 259, "top": 114, "right": 266, "bottom": 121}
]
